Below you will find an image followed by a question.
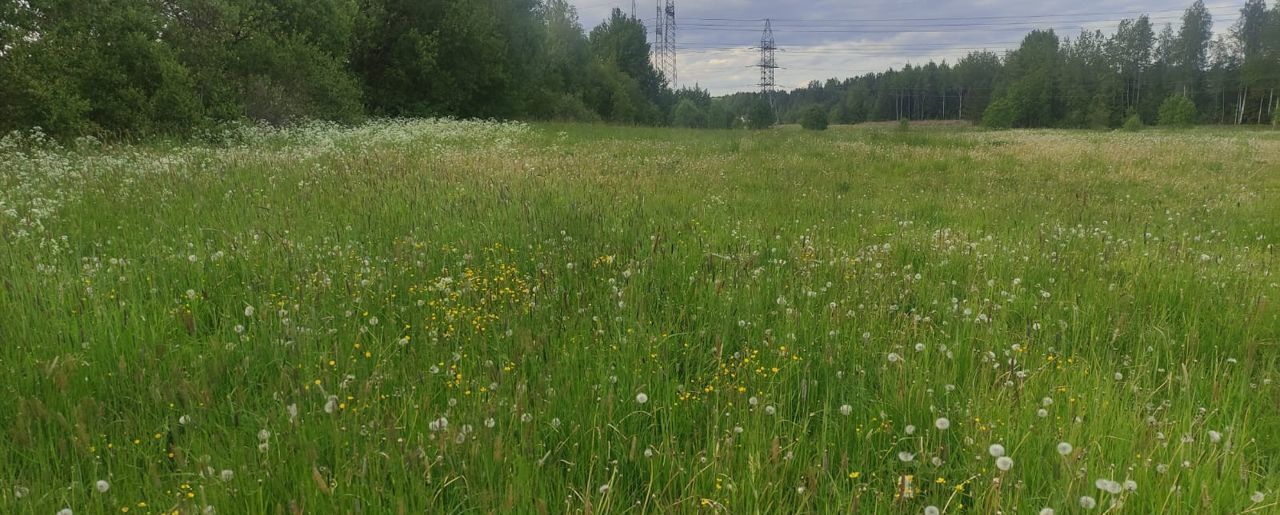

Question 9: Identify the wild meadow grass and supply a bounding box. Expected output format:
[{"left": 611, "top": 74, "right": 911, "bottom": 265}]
[{"left": 1, "top": 120, "right": 1278, "bottom": 514}]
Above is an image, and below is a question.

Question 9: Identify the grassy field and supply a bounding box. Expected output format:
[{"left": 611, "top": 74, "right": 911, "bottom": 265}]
[{"left": 1, "top": 121, "right": 1278, "bottom": 514}]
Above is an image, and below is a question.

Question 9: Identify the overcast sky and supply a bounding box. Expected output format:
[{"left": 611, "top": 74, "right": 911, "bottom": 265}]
[{"left": 567, "top": 0, "right": 1246, "bottom": 94}]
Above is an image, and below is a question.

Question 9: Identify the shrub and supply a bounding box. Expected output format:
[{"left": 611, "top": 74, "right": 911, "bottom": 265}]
[
  {"left": 1158, "top": 95, "right": 1198, "bottom": 127},
  {"left": 1122, "top": 114, "right": 1144, "bottom": 132},
  {"left": 746, "top": 98, "right": 774, "bottom": 130},
  {"left": 672, "top": 99, "right": 707, "bottom": 128},
  {"left": 800, "top": 106, "right": 828, "bottom": 131},
  {"left": 982, "top": 97, "right": 1018, "bottom": 129}
]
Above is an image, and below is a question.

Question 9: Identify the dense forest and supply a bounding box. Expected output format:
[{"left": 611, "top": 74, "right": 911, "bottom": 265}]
[
  {"left": 0, "top": 1, "right": 703, "bottom": 138},
  {"left": 748, "top": 0, "right": 1280, "bottom": 128},
  {"left": 1, "top": 0, "right": 1278, "bottom": 139}
]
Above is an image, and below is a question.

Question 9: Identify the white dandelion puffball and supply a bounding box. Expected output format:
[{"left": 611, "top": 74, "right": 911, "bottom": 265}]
[
  {"left": 1036, "top": 408, "right": 1048, "bottom": 418},
  {"left": 1057, "top": 442, "right": 1073, "bottom": 456},
  {"left": 1039, "top": 509, "right": 1055, "bottom": 515},
  {"left": 924, "top": 506, "right": 940, "bottom": 515},
  {"left": 95, "top": 480, "right": 110, "bottom": 493},
  {"left": 905, "top": 425, "right": 916, "bottom": 435},
  {"left": 914, "top": 343, "right": 926, "bottom": 352},
  {"left": 484, "top": 417, "right": 496, "bottom": 428},
  {"left": 324, "top": 395, "right": 339, "bottom": 414},
  {"left": 764, "top": 405, "right": 776, "bottom": 416},
  {"left": 935, "top": 417, "right": 950, "bottom": 430},
  {"left": 598, "top": 484, "right": 609, "bottom": 494},
  {"left": 1252, "top": 491, "right": 1265, "bottom": 503},
  {"left": 1123, "top": 480, "right": 1137, "bottom": 492},
  {"left": 988, "top": 443, "right": 1006, "bottom": 457},
  {"left": 897, "top": 451, "right": 915, "bottom": 462},
  {"left": 887, "top": 352, "right": 902, "bottom": 363},
  {"left": 1079, "top": 496, "right": 1097, "bottom": 509},
  {"left": 635, "top": 392, "right": 648, "bottom": 404},
  {"left": 839, "top": 404, "right": 853, "bottom": 416},
  {"left": 1041, "top": 397, "right": 1054, "bottom": 406},
  {"left": 220, "top": 469, "right": 234, "bottom": 482},
  {"left": 244, "top": 305, "right": 254, "bottom": 317},
  {"left": 1095, "top": 479, "right": 1122, "bottom": 494},
  {"left": 1208, "top": 430, "right": 1222, "bottom": 443},
  {"left": 995, "top": 456, "right": 1014, "bottom": 471},
  {"left": 58, "top": 509, "right": 73, "bottom": 515},
  {"left": 748, "top": 396, "right": 759, "bottom": 406},
  {"left": 257, "top": 429, "right": 271, "bottom": 441}
]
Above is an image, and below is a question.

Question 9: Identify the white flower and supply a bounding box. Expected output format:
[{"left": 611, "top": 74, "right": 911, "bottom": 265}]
[
  {"left": 897, "top": 451, "right": 915, "bottom": 462},
  {"left": 1208, "top": 430, "right": 1222, "bottom": 443},
  {"left": 934, "top": 418, "right": 950, "bottom": 430},
  {"left": 220, "top": 469, "right": 234, "bottom": 481},
  {"left": 1123, "top": 480, "right": 1137, "bottom": 492},
  {"left": 748, "top": 396, "right": 759, "bottom": 406},
  {"left": 324, "top": 395, "right": 339, "bottom": 414},
  {"left": 179, "top": 415, "right": 190, "bottom": 425},
  {"left": 520, "top": 413, "right": 533, "bottom": 423},
  {"left": 764, "top": 405, "right": 776, "bottom": 416},
  {"left": 1252, "top": 491, "right": 1265, "bottom": 503},
  {"left": 95, "top": 480, "right": 110, "bottom": 493},
  {"left": 1080, "top": 496, "right": 1097, "bottom": 509},
  {"left": 905, "top": 425, "right": 916, "bottom": 435},
  {"left": 988, "top": 443, "right": 1006, "bottom": 457},
  {"left": 924, "top": 506, "right": 940, "bottom": 515},
  {"left": 1095, "top": 479, "right": 1122, "bottom": 494},
  {"left": 429, "top": 417, "right": 448, "bottom": 431},
  {"left": 484, "top": 417, "right": 496, "bottom": 428},
  {"left": 1114, "top": 372, "right": 1123, "bottom": 380},
  {"left": 995, "top": 456, "right": 1013, "bottom": 471},
  {"left": 244, "top": 305, "right": 255, "bottom": 317},
  {"left": 1036, "top": 408, "right": 1048, "bottom": 418},
  {"left": 887, "top": 352, "right": 902, "bottom": 363},
  {"left": 839, "top": 404, "right": 852, "bottom": 416},
  {"left": 635, "top": 392, "right": 648, "bottom": 404},
  {"left": 598, "top": 484, "right": 609, "bottom": 494},
  {"left": 1057, "top": 442, "right": 1073, "bottom": 456},
  {"left": 1041, "top": 397, "right": 1054, "bottom": 406},
  {"left": 257, "top": 429, "right": 271, "bottom": 441},
  {"left": 287, "top": 403, "right": 298, "bottom": 422},
  {"left": 914, "top": 343, "right": 926, "bottom": 352},
  {"left": 188, "top": 254, "right": 198, "bottom": 263}
]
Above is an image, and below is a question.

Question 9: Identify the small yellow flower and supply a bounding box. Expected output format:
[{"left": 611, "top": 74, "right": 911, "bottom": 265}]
[{"left": 848, "top": 471, "right": 861, "bottom": 479}]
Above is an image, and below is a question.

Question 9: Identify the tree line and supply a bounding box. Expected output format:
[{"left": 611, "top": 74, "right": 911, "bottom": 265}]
[
  {"left": 0, "top": 1, "right": 735, "bottom": 138},
  {"left": 732, "top": 0, "right": 1280, "bottom": 128},
  {"left": 3, "top": 1, "right": 1276, "bottom": 139}
]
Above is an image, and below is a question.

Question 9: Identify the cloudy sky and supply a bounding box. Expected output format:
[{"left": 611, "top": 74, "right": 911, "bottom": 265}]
[{"left": 567, "top": 0, "right": 1245, "bottom": 94}]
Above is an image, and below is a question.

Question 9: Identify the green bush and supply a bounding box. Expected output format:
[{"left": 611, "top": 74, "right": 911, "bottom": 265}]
[
  {"left": 897, "top": 118, "right": 910, "bottom": 132},
  {"left": 800, "top": 106, "right": 828, "bottom": 131},
  {"left": 672, "top": 99, "right": 707, "bottom": 128},
  {"left": 982, "top": 97, "right": 1018, "bottom": 129},
  {"left": 1122, "top": 114, "right": 1144, "bottom": 132},
  {"left": 746, "top": 98, "right": 774, "bottom": 130},
  {"left": 1158, "top": 95, "right": 1198, "bottom": 127}
]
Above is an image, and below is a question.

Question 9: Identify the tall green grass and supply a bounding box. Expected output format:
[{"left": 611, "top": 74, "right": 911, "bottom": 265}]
[{"left": 1, "top": 121, "right": 1277, "bottom": 514}]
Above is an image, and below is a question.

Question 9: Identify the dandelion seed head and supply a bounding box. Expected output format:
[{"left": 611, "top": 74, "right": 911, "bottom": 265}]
[
  {"left": 1079, "top": 496, "right": 1097, "bottom": 509},
  {"left": 1057, "top": 442, "right": 1073, "bottom": 455},
  {"left": 935, "top": 418, "right": 950, "bottom": 430},
  {"left": 988, "top": 443, "right": 1005, "bottom": 457},
  {"left": 635, "top": 392, "right": 648, "bottom": 404},
  {"left": 995, "top": 456, "right": 1013, "bottom": 471},
  {"left": 839, "top": 404, "right": 852, "bottom": 416},
  {"left": 95, "top": 480, "right": 110, "bottom": 493}
]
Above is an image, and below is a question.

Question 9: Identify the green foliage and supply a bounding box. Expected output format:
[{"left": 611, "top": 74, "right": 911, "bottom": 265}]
[
  {"left": 672, "top": 99, "right": 707, "bottom": 128},
  {"left": 1123, "top": 114, "right": 1145, "bottom": 131},
  {"left": 897, "top": 118, "right": 910, "bottom": 132},
  {"left": 981, "top": 97, "right": 1018, "bottom": 129},
  {"left": 746, "top": 98, "right": 775, "bottom": 130},
  {"left": 1158, "top": 95, "right": 1199, "bottom": 126},
  {"left": 800, "top": 106, "right": 828, "bottom": 130}
]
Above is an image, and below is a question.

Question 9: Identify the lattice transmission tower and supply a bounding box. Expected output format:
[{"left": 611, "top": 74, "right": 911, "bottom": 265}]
[
  {"left": 757, "top": 19, "right": 778, "bottom": 116},
  {"left": 653, "top": 0, "right": 677, "bottom": 87}
]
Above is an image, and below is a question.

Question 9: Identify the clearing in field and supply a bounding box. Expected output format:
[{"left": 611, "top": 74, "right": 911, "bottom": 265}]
[{"left": 1, "top": 122, "right": 1278, "bottom": 513}]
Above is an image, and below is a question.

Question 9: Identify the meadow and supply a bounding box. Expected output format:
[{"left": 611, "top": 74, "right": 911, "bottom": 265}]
[{"left": 0, "top": 120, "right": 1278, "bottom": 514}]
